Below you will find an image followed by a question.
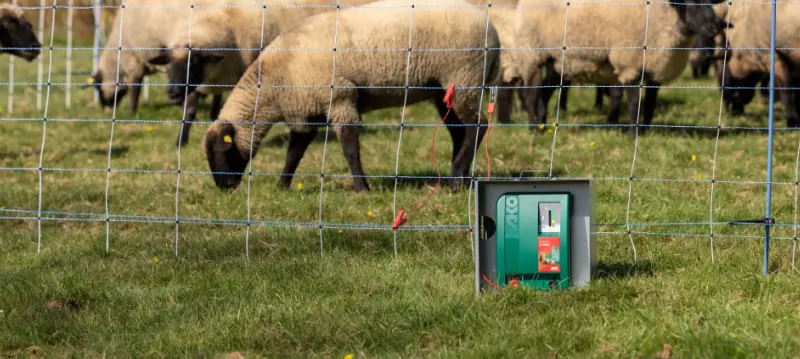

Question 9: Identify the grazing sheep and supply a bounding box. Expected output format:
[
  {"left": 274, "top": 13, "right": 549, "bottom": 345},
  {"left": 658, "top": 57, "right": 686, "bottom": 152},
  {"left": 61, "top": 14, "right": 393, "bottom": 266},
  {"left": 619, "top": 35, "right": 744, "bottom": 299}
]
[
  {"left": 0, "top": 3, "right": 41, "bottom": 61},
  {"left": 689, "top": 33, "right": 718, "bottom": 78},
  {"left": 87, "top": 0, "right": 227, "bottom": 114},
  {"left": 713, "top": 2, "right": 800, "bottom": 126},
  {"left": 150, "top": 0, "right": 377, "bottom": 148},
  {"left": 203, "top": 0, "right": 500, "bottom": 192},
  {"left": 512, "top": 0, "right": 728, "bottom": 134}
]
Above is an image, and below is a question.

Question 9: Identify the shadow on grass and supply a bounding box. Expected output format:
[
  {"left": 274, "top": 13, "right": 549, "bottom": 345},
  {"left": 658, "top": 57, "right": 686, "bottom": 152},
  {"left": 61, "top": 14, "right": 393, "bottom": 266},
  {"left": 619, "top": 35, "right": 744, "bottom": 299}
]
[
  {"left": 372, "top": 167, "right": 567, "bottom": 190},
  {"left": 594, "top": 260, "right": 655, "bottom": 280},
  {"left": 88, "top": 144, "right": 130, "bottom": 158}
]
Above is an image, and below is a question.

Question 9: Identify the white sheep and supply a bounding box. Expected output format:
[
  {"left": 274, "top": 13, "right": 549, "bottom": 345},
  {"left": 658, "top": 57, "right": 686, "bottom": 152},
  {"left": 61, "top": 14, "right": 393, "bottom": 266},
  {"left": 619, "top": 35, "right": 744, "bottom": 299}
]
[
  {"left": 511, "top": 0, "right": 727, "bottom": 134},
  {"left": 713, "top": 2, "right": 800, "bottom": 126},
  {"left": 0, "top": 3, "right": 41, "bottom": 62},
  {"left": 148, "top": 0, "right": 378, "bottom": 148},
  {"left": 203, "top": 0, "right": 500, "bottom": 192}
]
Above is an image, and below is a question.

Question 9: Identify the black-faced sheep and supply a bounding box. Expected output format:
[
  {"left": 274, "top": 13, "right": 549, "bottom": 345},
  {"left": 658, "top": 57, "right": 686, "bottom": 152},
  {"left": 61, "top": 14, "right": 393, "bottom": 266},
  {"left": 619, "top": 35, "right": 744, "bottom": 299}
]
[
  {"left": 0, "top": 3, "right": 41, "bottom": 62},
  {"left": 713, "top": 2, "right": 800, "bottom": 126},
  {"left": 203, "top": 0, "right": 500, "bottom": 192},
  {"left": 149, "top": 0, "right": 377, "bottom": 148},
  {"left": 87, "top": 0, "right": 228, "bottom": 114},
  {"left": 512, "top": 0, "right": 728, "bottom": 135}
]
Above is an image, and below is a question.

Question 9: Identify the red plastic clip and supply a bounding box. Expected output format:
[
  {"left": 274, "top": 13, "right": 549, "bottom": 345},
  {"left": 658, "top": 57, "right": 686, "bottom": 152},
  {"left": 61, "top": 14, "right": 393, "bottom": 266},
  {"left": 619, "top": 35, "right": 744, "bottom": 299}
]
[
  {"left": 487, "top": 86, "right": 498, "bottom": 115},
  {"left": 392, "top": 209, "right": 408, "bottom": 230},
  {"left": 443, "top": 84, "right": 455, "bottom": 109}
]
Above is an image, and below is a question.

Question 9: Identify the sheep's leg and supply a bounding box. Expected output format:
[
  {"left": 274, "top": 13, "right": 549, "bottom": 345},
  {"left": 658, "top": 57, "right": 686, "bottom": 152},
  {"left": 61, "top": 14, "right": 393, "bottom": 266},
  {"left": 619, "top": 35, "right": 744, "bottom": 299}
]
[
  {"left": 431, "top": 96, "right": 464, "bottom": 165},
  {"left": 641, "top": 82, "right": 660, "bottom": 132},
  {"left": 334, "top": 123, "right": 369, "bottom": 192},
  {"left": 518, "top": 88, "right": 529, "bottom": 113},
  {"left": 595, "top": 86, "right": 606, "bottom": 110},
  {"left": 495, "top": 82, "right": 514, "bottom": 124},
  {"left": 176, "top": 91, "right": 199, "bottom": 148},
  {"left": 557, "top": 79, "right": 569, "bottom": 111},
  {"left": 625, "top": 84, "right": 642, "bottom": 137},
  {"left": 210, "top": 94, "right": 223, "bottom": 121},
  {"left": 278, "top": 128, "right": 318, "bottom": 189},
  {"left": 450, "top": 96, "right": 488, "bottom": 191},
  {"left": 129, "top": 74, "right": 144, "bottom": 115},
  {"left": 779, "top": 79, "right": 800, "bottom": 128},
  {"left": 524, "top": 87, "right": 542, "bottom": 130},
  {"left": 606, "top": 86, "right": 623, "bottom": 124}
]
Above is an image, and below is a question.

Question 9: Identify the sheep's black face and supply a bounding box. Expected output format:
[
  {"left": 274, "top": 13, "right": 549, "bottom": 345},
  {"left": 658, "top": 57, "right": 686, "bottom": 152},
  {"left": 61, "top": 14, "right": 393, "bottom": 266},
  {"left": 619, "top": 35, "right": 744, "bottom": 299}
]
[
  {"left": 717, "top": 62, "right": 760, "bottom": 115},
  {"left": 673, "top": 0, "right": 728, "bottom": 39},
  {"left": 691, "top": 34, "right": 716, "bottom": 69},
  {"left": 0, "top": 14, "right": 40, "bottom": 62},
  {"left": 206, "top": 123, "right": 249, "bottom": 190},
  {"left": 167, "top": 52, "right": 224, "bottom": 103},
  {"left": 90, "top": 72, "right": 128, "bottom": 109}
]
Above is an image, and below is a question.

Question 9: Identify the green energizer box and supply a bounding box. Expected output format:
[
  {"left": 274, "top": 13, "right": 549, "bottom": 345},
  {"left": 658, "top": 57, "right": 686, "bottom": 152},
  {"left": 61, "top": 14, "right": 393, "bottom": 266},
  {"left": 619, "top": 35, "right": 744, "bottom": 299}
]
[{"left": 495, "top": 193, "right": 571, "bottom": 290}]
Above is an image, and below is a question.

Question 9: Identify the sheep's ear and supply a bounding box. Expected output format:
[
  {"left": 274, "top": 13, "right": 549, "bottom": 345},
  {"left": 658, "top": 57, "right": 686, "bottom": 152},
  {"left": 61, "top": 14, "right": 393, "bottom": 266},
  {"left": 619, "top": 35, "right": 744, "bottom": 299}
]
[
  {"left": 148, "top": 49, "right": 172, "bottom": 65},
  {"left": 214, "top": 124, "right": 236, "bottom": 152}
]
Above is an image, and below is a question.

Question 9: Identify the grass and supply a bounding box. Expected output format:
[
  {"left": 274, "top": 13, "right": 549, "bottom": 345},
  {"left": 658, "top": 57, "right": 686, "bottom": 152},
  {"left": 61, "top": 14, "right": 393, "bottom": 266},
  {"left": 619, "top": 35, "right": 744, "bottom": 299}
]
[{"left": 3, "top": 37, "right": 800, "bottom": 358}]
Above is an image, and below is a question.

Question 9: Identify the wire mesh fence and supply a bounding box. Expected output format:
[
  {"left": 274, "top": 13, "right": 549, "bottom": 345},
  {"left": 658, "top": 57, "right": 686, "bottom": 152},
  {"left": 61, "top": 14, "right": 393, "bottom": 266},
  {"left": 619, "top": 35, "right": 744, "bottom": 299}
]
[{"left": 0, "top": 0, "right": 795, "bottom": 274}]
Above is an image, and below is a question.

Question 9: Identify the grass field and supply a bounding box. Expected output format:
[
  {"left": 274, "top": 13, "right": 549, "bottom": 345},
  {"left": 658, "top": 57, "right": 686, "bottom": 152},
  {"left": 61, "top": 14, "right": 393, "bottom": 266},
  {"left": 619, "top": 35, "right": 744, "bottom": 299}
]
[{"left": 3, "top": 35, "right": 800, "bottom": 358}]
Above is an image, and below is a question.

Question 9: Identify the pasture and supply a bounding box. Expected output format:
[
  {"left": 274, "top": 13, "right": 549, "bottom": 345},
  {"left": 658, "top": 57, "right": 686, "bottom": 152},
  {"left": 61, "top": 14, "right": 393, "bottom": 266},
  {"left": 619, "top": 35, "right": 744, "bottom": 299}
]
[{"left": 2, "top": 34, "right": 800, "bottom": 358}]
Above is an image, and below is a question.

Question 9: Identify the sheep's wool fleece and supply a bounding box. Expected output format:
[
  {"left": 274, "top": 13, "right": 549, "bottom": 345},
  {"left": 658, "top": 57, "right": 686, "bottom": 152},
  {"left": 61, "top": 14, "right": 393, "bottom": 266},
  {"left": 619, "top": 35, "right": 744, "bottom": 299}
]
[
  {"left": 465, "top": 0, "right": 519, "bottom": 83},
  {"left": 715, "top": 2, "right": 800, "bottom": 79},
  {"left": 513, "top": 0, "right": 694, "bottom": 85},
  {"left": 213, "top": 0, "right": 501, "bottom": 153},
  {"left": 168, "top": 0, "right": 376, "bottom": 95}
]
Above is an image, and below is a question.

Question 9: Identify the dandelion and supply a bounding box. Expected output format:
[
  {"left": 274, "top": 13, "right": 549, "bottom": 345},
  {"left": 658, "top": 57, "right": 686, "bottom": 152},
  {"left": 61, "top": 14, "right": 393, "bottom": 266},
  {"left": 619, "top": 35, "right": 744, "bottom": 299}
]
[
  {"left": 537, "top": 124, "right": 545, "bottom": 130},
  {"left": 146, "top": 126, "right": 153, "bottom": 133},
  {"left": 153, "top": 256, "right": 159, "bottom": 263},
  {"left": 296, "top": 183, "right": 303, "bottom": 190},
  {"left": 85, "top": 76, "right": 94, "bottom": 84},
  {"left": 547, "top": 128, "right": 553, "bottom": 134},
  {"left": 691, "top": 154, "right": 697, "bottom": 162},
  {"left": 367, "top": 210, "right": 373, "bottom": 217},
  {"left": 344, "top": 354, "right": 354, "bottom": 359},
  {"left": 223, "top": 135, "right": 233, "bottom": 143},
  {"left": 698, "top": 174, "right": 703, "bottom": 181},
  {"left": 589, "top": 140, "right": 596, "bottom": 147}
]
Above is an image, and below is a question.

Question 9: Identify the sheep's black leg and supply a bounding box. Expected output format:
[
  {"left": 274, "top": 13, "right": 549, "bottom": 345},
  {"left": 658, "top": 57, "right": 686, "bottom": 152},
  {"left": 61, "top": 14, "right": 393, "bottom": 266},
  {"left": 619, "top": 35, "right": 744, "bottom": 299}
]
[
  {"left": 524, "top": 86, "right": 542, "bottom": 130},
  {"left": 641, "top": 82, "right": 660, "bottom": 134},
  {"left": 210, "top": 94, "right": 223, "bottom": 121},
  {"left": 176, "top": 91, "right": 198, "bottom": 148},
  {"left": 336, "top": 124, "right": 369, "bottom": 192},
  {"left": 625, "top": 83, "right": 642, "bottom": 137},
  {"left": 535, "top": 65, "right": 561, "bottom": 126},
  {"left": 595, "top": 86, "right": 607, "bottom": 110},
  {"left": 607, "top": 86, "right": 623, "bottom": 124},
  {"left": 495, "top": 82, "right": 514, "bottom": 124},
  {"left": 129, "top": 75, "right": 144, "bottom": 115},
  {"left": 432, "top": 96, "right": 464, "bottom": 165},
  {"left": 779, "top": 80, "right": 800, "bottom": 128},
  {"left": 278, "top": 128, "right": 318, "bottom": 189},
  {"left": 558, "top": 79, "right": 570, "bottom": 111},
  {"left": 518, "top": 88, "right": 529, "bottom": 113},
  {"left": 450, "top": 117, "right": 486, "bottom": 191}
]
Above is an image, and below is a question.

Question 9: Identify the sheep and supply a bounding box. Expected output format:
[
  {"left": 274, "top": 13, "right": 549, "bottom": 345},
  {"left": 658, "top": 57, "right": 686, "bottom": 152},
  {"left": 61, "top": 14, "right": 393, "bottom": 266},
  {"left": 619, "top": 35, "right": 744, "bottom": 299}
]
[
  {"left": 511, "top": 0, "right": 728, "bottom": 135},
  {"left": 689, "top": 33, "right": 718, "bottom": 79},
  {"left": 86, "top": 0, "right": 226, "bottom": 114},
  {"left": 0, "top": 3, "right": 41, "bottom": 62},
  {"left": 712, "top": 2, "right": 800, "bottom": 127},
  {"left": 149, "top": 0, "right": 378, "bottom": 148},
  {"left": 203, "top": 0, "right": 500, "bottom": 192}
]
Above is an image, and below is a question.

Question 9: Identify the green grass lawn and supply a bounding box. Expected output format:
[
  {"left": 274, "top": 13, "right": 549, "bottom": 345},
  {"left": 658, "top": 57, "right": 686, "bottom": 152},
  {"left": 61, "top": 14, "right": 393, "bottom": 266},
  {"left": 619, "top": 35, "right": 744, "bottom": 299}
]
[{"left": 3, "top": 39, "right": 800, "bottom": 358}]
